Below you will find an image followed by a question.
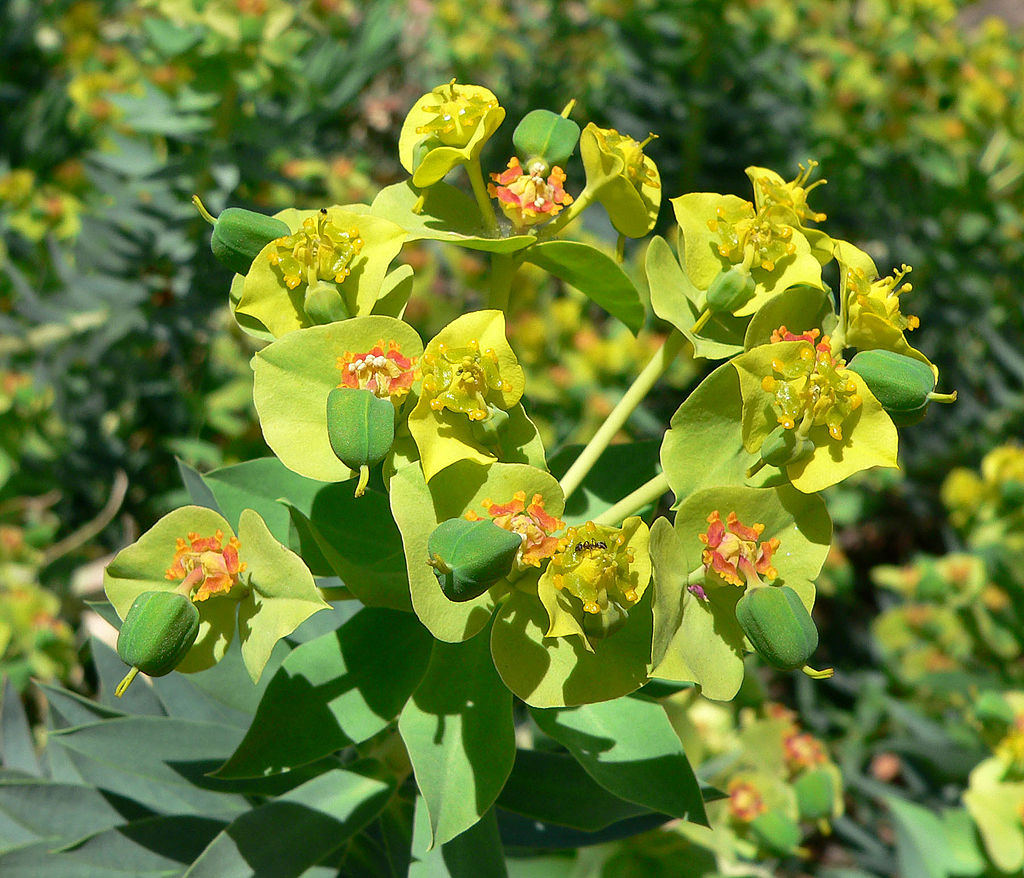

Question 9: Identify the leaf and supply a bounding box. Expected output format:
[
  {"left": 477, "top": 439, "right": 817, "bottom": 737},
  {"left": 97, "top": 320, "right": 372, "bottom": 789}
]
[
  {"left": 48, "top": 717, "right": 250, "bottom": 818},
  {"left": 217, "top": 608, "right": 431, "bottom": 779},
  {"left": 176, "top": 458, "right": 221, "bottom": 513},
  {"left": 645, "top": 235, "right": 746, "bottom": 360},
  {"left": 497, "top": 748, "right": 651, "bottom": 831},
  {"left": 185, "top": 764, "right": 394, "bottom": 878},
  {"left": 371, "top": 182, "right": 535, "bottom": 253},
  {"left": 531, "top": 697, "right": 707, "bottom": 825},
  {"left": 496, "top": 810, "right": 669, "bottom": 852},
  {"left": 283, "top": 481, "right": 411, "bottom": 610},
  {"left": 409, "top": 799, "right": 508, "bottom": 878},
  {"left": 526, "top": 241, "right": 644, "bottom": 334},
  {"left": 1, "top": 678, "right": 41, "bottom": 776},
  {"left": 88, "top": 638, "right": 166, "bottom": 717},
  {"left": 398, "top": 629, "right": 515, "bottom": 848},
  {"left": 885, "top": 795, "right": 957, "bottom": 878}
]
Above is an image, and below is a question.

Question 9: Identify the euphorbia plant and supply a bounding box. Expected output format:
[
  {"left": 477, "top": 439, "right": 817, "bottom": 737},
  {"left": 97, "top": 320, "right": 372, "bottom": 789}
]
[{"left": 99, "top": 78, "right": 955, "bottom": 865}]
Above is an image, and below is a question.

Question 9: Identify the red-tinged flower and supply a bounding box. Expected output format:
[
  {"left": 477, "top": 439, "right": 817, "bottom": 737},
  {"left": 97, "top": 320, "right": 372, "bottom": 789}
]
[
  {"left": 770, "top": 324, "right": 821, "bottom": 345},
  {"left": 466, "top": 490, "right": 564, "bottom": 569},
  {"left": 699, "top": 510, "right": 780, "bottom": 590},
  {"left": 488, "top": 157, "right": 573, "bottom": 231},
  {"left": 784, "top": 731, "right": 829, "bottom": 772},
  {"left": 728, "top": 779, "right": 767, "bottom": 823},
  {"left": 337, "top": 339, "right": 417, "bottom": 402},
  {"left": 164, "top": 530, "right": 246, "bottom": 602}
]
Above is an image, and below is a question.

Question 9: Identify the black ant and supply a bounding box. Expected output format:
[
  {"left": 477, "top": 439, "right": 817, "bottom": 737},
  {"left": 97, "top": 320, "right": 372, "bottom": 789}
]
[{"left": 574, "top": 540, "right": 607, "bottom": 553}]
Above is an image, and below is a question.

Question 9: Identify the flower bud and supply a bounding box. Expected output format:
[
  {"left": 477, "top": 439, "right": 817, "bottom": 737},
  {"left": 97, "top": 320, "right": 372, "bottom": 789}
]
[
  {"left": 847, "top": 349, "right": 951, "bottom": 426},
  {"left": 326, "top": 388, "right": 396, "bottom": 497},
  {"left": 116, "top": 590, "right": 200, "bottom": 696},
  {"left": 706, "top": 267, "right": 755, "bottom": 314},
  {"left": 759, "top": 425, "right": 816, "bottom": 468},
  {"left": 426, "top": 518, "right": 523, "bottom": 602},
  {"left": 793, "top": 768, "right": 835, "bottom": 821},
  {"left": 304, "top": 281, "right": 351, "bottom": 325},
  {"left": 736, "top": 584, "right": 819, "bottom": 671},
  {"left": 194, "top": 197, "right": 290, "bottom": 276},
  {"left": 512, "top": 109, "right": 581, "bottom": 169}
]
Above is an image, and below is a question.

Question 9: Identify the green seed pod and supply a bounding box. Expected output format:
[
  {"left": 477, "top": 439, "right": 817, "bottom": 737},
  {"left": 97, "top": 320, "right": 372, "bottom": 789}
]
[
  {"left": 194, "top": 197, "right": 291, "bottom": 276},
  {"left": 706, "top": 267, "right": 755, "bottom": 314},
  {"left": 736, "top": 585, "right": 819, "bottom": 671},
  {"left": 326, "top": 388, "right": 396, "bottom": 497},
  {"left": 793, "top": 768, "right": 835, "bottom": 821},
  {"left": 847, "top": 350, "right": 936, "bottom": 425},
  {"left": 513, "top": 109, "right": 581, "bottom": 169},
  {"left": 304, "top": 281, "right": 351, "bottom": 325},
  {"left": 426, "top": 517, "right": 522, "bottom": 602},
  {"left": 759, "top": 425, "right": 816, "bottom": 468},
  {"left": 749, "top": 810, "right": 801, "bottom": 855},
  {"left": 115, "top": 590, "right": 200, "bottom": 697}
]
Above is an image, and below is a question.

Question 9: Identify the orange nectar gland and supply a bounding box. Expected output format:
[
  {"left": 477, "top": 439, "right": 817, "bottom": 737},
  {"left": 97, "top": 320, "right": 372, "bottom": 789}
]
[
  {"left": 549, "top": 521, "right": 637, "bottom": 615},
  {"left": 847, "top": 262, "right": 920, "bottom": 332},
  {"left": 756, "top": 160, "right": 828, "bottom": 224},
  {"left": 415, "top": 80, "right": 497, "bottom": 147},
  {"left": 267, "top": 208, "right": 363, "bottom": 290},
  {"left": 488, "top": 158, "right": 573, "bottom": 230},
  {"left": 591, "top": 127, "right": 660, "bottom": 191},
  {"left": 164, "top": 530, "right": 246, "bottom": 602},
  {"left": 699, "top": 511, "right": 779, "bottom": 593},
  {"left": 707, "top": 203, "right": 797, "bottom": 272},
  {"left": 337, "top": 340, "right": 417, "bottom": 403},
  {"left": 770, "top": 325, "right": 820, "bottom": 345},
  {"left": 728, "top": 779, "right": 768, "bottom": 823},
  {"left": 420, "top": 339, "right": 509, "bottom": 421},
  {"left": 760, "top": 336, "right": 862, "bottom": 440},
  {"left": 464, "top": 490, "right": 564, "bottom": 569}
]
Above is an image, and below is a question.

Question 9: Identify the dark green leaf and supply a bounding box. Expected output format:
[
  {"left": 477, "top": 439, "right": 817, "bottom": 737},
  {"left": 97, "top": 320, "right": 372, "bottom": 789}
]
[
  {"left": 410, "top": 799, "right": 507, "bottom": 878},
  {"left": 1, "top": 678, "right": 41, "bottom": 776},
  {"left": 548, "top": 441, "right": 660, "bottom": 525}
]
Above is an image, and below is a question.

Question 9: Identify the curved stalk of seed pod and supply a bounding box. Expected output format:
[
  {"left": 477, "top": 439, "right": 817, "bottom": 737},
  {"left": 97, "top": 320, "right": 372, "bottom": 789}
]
[{"left": 559, "top": 329, "right": 685, "bottom": 501}]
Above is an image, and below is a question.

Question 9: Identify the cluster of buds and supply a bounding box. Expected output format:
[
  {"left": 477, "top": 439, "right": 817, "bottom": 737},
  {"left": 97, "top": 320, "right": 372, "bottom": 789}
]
[
  {"left": 548, "top": 521, "right": 639, "bottom": 615},
  {"left": 753, "top": 160, "right": 828, "bottom": 225},
  {"left": 488, "top": 157, "right": 573, "bottom": 231},
  {"left": 415, "top": 79, "right": 499, "bottom": 147},
  {"left": 708, "top": 203, "right": 798, "bottom": 273},
  {"left": 761, "top": 336, "right": 862, "bottom": 440},
  {"left": 846, "top": 261, "right": 920, "bottom": 333}
]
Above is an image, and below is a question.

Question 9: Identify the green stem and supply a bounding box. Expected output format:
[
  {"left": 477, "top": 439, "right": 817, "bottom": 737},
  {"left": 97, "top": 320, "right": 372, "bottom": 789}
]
[
  {"left": 559, "top": 329, "right": 686, "bottom": 500},
  {"left": 690, "top": 308, "right": 712, "bottom": 335},
  {"left": 192, "top": 194, "right": 217, "bottom": 225},
  {"left": 488, "top": 253, "right": 517, "bottom": 312},
  {"left": 593, "top": 471, "right": 670, "bottom": 526},
  {"left": 466, "top": 159, "right": 499, "bottom": 236}
]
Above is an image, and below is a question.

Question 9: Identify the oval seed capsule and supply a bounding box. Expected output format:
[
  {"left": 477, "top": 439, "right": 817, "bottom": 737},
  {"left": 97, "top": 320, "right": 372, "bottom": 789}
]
[
  {"left": 846, "top": 349, "right": 938, "bottom": 425},
  {"left": 326, "top": 388, "right": 396, "bottom": 497},
  {"left": 706, "top": 266, "right": 755, "bottom": 314},
  {"left": 759, "top": 425, "right": 816, "bottom": 468},
  {"left": 793, "top": 768, "right": 835, "bottom": 821},
  {"left": 426, "top": 517, "right": 522, "bottom": 602},
  {"left": 194, "top": 196, "right": 291, "bottom": 276},
  {"left": 735, "top": 584, "right": 819, "bottom": 671},
  {"left": 115, "top": 591, "right": 200, "bottom": 696}
]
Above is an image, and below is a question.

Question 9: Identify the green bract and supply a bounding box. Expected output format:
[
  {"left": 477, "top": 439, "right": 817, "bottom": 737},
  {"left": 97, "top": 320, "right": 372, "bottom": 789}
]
[
  {"left": 252, "top": 315, "right": 422, "bottom": 483},
  {"left": 580, "top": 123, "right": 661, "bottom": 238},
  {"left": 671, "top": 192, "right": 824, "bottom": 317},
  {"left": 235, "top": 206, "right": 406, "bottom": 337},
  {"left": 389, "top": 460, "right": 564, "bottom": 643},
  {"left": 513, "top": 108, "right": 581, "bottom": 168},
  {"left": 732, "top": 340, "right": 899, "bottom": 493},
  {"left": 398, "top": 82, "right": 505, "bottom": 188},
  {"left": 649, "top": 486, "right": 831, "bottom": 701},
  {"left": 103, "top": 505, "right": 328, "bottom": 682},
  {"left": 408, "top": 310, "right": 544, "bottom": 482}
]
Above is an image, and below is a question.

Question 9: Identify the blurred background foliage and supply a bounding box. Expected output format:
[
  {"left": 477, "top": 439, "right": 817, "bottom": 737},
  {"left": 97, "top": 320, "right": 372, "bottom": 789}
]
[{"left": 2, "top": 0, "right": 1023, "bottom": 874}]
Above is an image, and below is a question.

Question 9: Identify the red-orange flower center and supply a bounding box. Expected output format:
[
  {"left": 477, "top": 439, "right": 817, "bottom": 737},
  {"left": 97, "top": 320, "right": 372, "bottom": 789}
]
[
  {"left": 465, "top": 490, "right": 564, "bottom": 568},
  {"left": 337, "top": 339, "right": 417, "bottom": 402},
  {"left": 727, "top": 779, "right": 767, "bottom": 823},
  {"left": 488, "top": 157, "right": 573, "bottom": 230},
  {"left": 699, "top": 510, "right": 779, "bottom": 590},
  {"left": 165, "top": 529, "right": 246, "bottom": 602}
]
